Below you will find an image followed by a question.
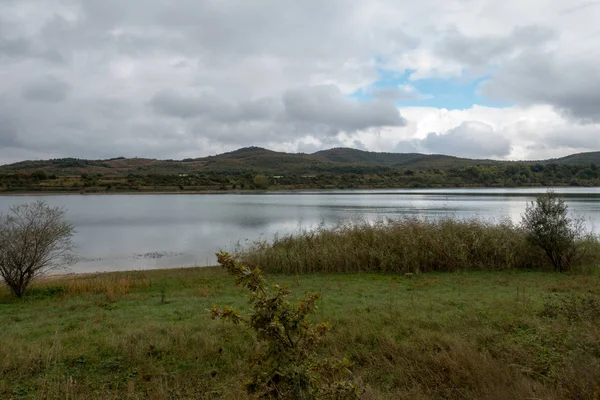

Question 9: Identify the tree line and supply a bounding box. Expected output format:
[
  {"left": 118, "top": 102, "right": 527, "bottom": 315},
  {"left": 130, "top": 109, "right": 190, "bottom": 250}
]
[{"left": 0, "top": 162, "right": 599, "bottom": 192}]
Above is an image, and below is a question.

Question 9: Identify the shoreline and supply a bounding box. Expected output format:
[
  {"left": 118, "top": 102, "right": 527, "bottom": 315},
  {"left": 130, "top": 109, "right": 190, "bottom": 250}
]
[
  {"left": 41, "top": 264, "right": 217, "bottom": 280},
  {"left": 0, "top": 185, "right": 597, "bottom": 197}
]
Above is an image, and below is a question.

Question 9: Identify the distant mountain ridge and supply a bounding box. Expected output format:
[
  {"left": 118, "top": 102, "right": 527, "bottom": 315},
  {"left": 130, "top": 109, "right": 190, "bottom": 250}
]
[{"left": 1, "top": 147, "right": 599, "bottom": 176}]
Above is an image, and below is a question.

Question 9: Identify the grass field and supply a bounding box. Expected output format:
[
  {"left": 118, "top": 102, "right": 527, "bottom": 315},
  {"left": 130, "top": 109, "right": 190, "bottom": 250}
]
[{"left": 1, "top": 267, "right": 600, "bottom": 399}]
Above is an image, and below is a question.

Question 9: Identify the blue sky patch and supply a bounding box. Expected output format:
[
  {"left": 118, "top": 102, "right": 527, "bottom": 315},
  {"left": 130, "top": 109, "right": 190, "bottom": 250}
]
[{"left": 352, "top": 70, "right": 513, "bottom": 109}]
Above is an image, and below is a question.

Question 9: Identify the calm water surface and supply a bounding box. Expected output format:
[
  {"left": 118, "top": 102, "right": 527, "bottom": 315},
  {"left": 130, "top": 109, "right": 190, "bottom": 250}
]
[{"left": 0, "top": 188, "right": 599, "bottom": 273}]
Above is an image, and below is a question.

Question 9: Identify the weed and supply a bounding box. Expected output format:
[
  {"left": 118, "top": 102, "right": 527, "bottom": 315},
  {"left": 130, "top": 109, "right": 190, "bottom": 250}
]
[
  {"left": 211, "top": 252, "right": 361, "bottom": 399},
  {"left": 540, "top": 293, "right": 600, "bottom": 322},
  {"left": 159, "top": 281, "right": 168, "bottom": 304}
]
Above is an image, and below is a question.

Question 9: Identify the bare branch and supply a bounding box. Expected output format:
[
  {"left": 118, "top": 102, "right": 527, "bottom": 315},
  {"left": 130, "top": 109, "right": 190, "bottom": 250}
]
[{"left": 0, "top": 201, "right": 74, "bottom": 297}]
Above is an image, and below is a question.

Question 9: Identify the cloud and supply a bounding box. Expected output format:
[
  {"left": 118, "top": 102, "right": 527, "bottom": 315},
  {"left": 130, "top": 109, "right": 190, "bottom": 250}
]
[
  {"left": 22, "top": 75, "right": 70, "bottom": 102},
  {"left": 149, "top": 89, "right": 283, "bottom": 122},
  {"left": 419, "top": 121, "right": 512, "bottom": 158},
  {"left": 436, "top": 26, "right": 555, "bottom": 67},
  {"left": 149, "top": 90, "right": 219, "bottom": 119},
  {"left": 0, "top": 37, "right": 65, "bottom": 64},
  {"left": 282, "top": 85, "right": 406, "bottom": 131},
  {"left": 0, "top": 116, "right": 20, "bottom": 147},
  {"left": 544, "top": 125, "right": 600, "bottom": 149},
  {"left": 561, "top": 2, "right": 600, "bottom": 15},
  {"left": 387, "top": 105, "right": 600, "bottom": 160},
  {"left": 481, "top": 51, "right": 600, "bottom": 122},
  {"left": 149, "top": 85, "right": 405, "bottom": 144},
  {"left": 0, "top": 0, "right": 598, "bottom": 164}
]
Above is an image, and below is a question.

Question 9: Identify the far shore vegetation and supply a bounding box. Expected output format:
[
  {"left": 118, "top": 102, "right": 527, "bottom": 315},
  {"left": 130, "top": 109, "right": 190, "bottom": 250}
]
[
  {"left": 1, "top": 192, "right": 600, "bottom": 398},
  {"left": 1, "top": 163, "right": 600, "bottom": 194},
  {"left": 1, "top": 147, "right": 600, "bottom": 193}
]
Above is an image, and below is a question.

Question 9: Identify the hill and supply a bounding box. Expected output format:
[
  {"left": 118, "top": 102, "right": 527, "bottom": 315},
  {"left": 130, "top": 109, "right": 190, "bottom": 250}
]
[
  {"left": 544, "top": 151, "right": 600, "bottom": 165},
  {"left": 1, "top": 147, "right": 599, "bottom": 192},
  {"left": 3, "top": 147, "right": 599, "bottom": 177},
  {"left": 312, "top": 147, "right": 424, "bottom": 165}
]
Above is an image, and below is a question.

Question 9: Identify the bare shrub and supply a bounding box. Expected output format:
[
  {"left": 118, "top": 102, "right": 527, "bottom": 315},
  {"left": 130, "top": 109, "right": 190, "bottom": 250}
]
[{"left": 0, "top": 201, "right": 74, "bottom": 297}]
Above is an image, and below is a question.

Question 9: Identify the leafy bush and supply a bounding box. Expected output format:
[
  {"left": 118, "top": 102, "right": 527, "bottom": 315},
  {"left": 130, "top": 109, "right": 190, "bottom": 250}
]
[
  {"left": 253, "top": 175, "right": 270, "bottom": 190},
  {"left": 521, "top": 191, "right": 588, "bottom": 272},
  {"left": 211, "top": 252, "right": 360, "bottom": 399}
]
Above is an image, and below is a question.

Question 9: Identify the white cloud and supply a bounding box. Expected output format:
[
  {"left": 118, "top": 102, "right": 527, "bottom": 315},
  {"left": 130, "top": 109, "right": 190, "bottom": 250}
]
[{"left": 343, "top": 105, "right": 600, "bottom": 160}]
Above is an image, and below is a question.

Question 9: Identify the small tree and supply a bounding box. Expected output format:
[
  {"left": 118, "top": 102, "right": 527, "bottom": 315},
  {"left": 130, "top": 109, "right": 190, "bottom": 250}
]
[
  {"left": 521, "top": 191, "right": 584, "bottom": 272},
  {"left": 0, "top": 201, "right": 74, "bottom": 297},
  {"left": 211, "top": 252, "right": 360, "bottom": 399},
  {"left": 253, "top": 175, "right": 270, "bottom": 190}
]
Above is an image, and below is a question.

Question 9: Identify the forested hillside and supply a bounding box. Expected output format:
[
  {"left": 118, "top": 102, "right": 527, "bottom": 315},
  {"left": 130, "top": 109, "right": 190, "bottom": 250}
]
[{"left": 1, "top": 147, "right": 599, "bottom": 192}]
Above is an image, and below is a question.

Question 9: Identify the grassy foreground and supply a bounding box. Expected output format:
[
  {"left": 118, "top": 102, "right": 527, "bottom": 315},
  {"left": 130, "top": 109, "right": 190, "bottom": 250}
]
[{"left": 1, "top": 267, "right": 600, "bottom": 399}]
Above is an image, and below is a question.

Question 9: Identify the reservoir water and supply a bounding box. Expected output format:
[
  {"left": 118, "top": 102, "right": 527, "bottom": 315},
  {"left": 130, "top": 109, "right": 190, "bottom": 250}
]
[{"left": 0, "top": 188, "right": 599, "bottom": 273}]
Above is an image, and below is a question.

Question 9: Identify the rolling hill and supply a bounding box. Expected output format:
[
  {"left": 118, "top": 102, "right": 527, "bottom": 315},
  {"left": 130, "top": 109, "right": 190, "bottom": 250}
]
[
  {"left": 544, "top": 151, "right": 600, "bottom": 165},
  {"left": 1, "top": 147, "right": 599, "bottom": 177}
]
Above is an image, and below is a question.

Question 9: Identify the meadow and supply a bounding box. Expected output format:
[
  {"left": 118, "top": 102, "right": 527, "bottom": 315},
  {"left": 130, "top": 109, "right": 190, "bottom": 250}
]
[{"left": 1, "top": 265, "right": 600, "bottom": 399}]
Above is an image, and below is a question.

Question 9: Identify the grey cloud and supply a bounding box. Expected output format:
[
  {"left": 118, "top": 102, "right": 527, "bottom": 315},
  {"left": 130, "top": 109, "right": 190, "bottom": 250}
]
[
  {"left": 0, "top": 0, "right": 596, "bottom": 163},
  {"left": 352, "top": 140, "right": 367, "bottom": 150},
  {"left": 399, "top": 122, "right": 512, "bottom": 159},
  {"left": 482, "top": 51, "right": 600, "bottom": 122},
  {"left": 436, "top": 25, "right": 555, "bottom": 66},
  {"left": 149, "top": 90, "right": 218, "bottom": 119},
  {"left": 150, "top": 85, "right": 405, "bottom": 140},
  {"left": 0, "top": 117, "right": 20, "bottom": 147},
  {"left": 33, "top": 0, "right": 411, "bottom": 64},
  {"left": 423, "top": 122, "right": 511, "bottom": 158},
  {"left": 0, "top": 37, "right": 64, "bottom": 64},
  {"left": 0, "top": 37, "right": 32, "bottom": 59},
  {"left": 0, "top": 13, "right": 65, "bottom": 64},
  {"left": 283, "top": 85, "right": 406, "bottom": 132},
  {"left": 545, "top": 125, "right": 600, "bottom": 148},
  {"left": 393, "top": 140, "right": 420, "bottom": 154},
  {"left": 154, "top": 0, "right": 399, "bottom": 58},
  {"left": 522, "top": 124, "right": 600, "bottom": 160},
  {"left": 149, "top": 90, "right": 284, "bottom": 122},
  {"left": 296, "top": 141, "right": 322, "bottom": 154},
  {"left": 561, "top": 2, "right": 600, "bottom": 14},
  {"left": 237, "top": 98, "right": 283, "bottom": 121},
  {"left": 22, "top": 75, "right": 70, "bottom": 102},
  {"left": 438, "top": 24, "right": 600, "bottom": 123},
  {"left": 0, "top": 0, "right": 417, "bottom": 162},
  {"left": 194, "top": 121, "right": 289, "bottom": 147}
]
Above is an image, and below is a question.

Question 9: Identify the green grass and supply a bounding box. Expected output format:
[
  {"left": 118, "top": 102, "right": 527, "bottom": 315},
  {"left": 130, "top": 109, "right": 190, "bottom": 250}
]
[{"left": 1, "top": 267, "right": 600, "bottom": 399}]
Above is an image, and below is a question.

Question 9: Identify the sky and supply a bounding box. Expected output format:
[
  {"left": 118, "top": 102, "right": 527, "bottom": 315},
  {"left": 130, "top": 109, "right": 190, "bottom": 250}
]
[{"left": 0, "top": 0, "right": 599, "bottom": 164}]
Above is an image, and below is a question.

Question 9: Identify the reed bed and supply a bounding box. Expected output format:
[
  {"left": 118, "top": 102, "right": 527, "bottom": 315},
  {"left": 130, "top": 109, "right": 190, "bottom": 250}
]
[{"left": 239, "top": 217, "right": 600, "bottom": 274}]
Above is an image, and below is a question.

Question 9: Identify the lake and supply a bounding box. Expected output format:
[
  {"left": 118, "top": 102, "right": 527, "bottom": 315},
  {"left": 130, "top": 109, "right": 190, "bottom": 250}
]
[{"left": 0, "top": 188, "right": 599, "bottom": 273}]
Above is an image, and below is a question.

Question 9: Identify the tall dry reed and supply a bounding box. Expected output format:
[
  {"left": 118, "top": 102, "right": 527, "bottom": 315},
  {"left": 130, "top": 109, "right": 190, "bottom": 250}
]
[{"left": 239, "top": 217, "right": 599, "bottom": 274}]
